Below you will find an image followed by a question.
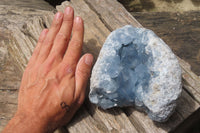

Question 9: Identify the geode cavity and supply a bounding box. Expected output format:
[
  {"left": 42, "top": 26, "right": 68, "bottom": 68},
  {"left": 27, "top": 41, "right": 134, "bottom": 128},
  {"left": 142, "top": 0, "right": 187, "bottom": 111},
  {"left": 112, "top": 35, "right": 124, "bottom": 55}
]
[{"left": 89, "top": 25, "right": 182, "bottom": 122}]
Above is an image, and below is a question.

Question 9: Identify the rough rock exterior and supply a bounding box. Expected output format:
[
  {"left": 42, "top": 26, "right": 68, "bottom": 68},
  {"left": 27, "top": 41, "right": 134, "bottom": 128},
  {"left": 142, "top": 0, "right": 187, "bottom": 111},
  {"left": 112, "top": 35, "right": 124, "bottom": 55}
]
[{"left": 89, "top": 25, "right": 182, "bottom": 122}]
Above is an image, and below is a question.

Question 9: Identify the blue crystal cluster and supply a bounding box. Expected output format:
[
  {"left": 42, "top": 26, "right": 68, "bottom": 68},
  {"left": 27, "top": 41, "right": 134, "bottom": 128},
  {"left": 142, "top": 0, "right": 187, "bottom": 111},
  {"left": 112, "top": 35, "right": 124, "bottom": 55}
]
[{"left": 89, "top": 25, "right": 182, "bottom": 122}]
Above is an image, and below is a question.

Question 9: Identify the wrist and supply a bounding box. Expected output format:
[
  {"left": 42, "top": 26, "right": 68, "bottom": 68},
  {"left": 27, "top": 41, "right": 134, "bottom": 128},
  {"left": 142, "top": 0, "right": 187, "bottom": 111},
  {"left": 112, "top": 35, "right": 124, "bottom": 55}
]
[{"left": 10, "top": 112, "right": 50, "bottom": 133}]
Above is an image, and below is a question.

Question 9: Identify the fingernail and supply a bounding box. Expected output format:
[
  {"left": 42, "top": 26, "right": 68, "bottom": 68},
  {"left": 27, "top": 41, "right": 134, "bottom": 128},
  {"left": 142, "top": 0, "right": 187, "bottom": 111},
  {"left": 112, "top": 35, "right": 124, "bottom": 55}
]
[
  {"left": 75, "top": 16, "right": 82, "bottom": 24},
  {"left": 55, "top": 12, "right": 62, "bottom": 20},
  {"left": 85, "top": 55, "right": 93, "bottom": 65},
  {"left": 65, "top": 6, "right": 72, "bottom": 15},
  {"left": 42, "top": 29, "right": 48, "bottom": 34},
  {"left": 41, "top": 29, "right": 46, "bottom": 35},
  {"left": 40, "top": 29, "right": 47, "bottom": 38}
]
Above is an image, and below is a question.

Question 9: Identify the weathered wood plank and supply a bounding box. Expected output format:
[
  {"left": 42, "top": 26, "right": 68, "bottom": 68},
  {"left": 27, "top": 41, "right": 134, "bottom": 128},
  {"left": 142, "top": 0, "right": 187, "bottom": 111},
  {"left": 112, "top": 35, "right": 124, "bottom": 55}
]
[
  {"left": 0, "top": 0, "right": 55, "bottom": 132},
  {"left": 0, "top": 0, "right": 105, "bottom": 132},
  {"left": 1, "top": 0, "right": 200, "bottom": 132},
  {"left": 130, "top": 11, "right": 200, "bottom": 103},
  {"left": 67, "top": 106, "right": 104, "bottom": 133},
  {"left": 75, "top": 0, "right": 200, "bottom": 132},
  {"left": 85, "top": 100, "right": 138, "bottom": 132},
  {"left": 57, "top": 0, "right": 109, "bottom": 60},
  {"left": 0, "top": 34, "right": 22, "bottom": 90},
  {"left": 84, "top": 0, "right": 142, "bottom": 30},
  {"left": 57, "top": 1, "right": 138, "bottom": 132},
  {"left": 6, "top": 10, "right": 54, "bottom": 71},
  {"left": 84, "top": 0, "right": 200, "bottom": 100},
  {"left": 0, "top": 90, "right": 18, "bottom": 132},
  {"left": 84, "top": 0, "right": 200, "bottom": 105},
  {"left": 131, "top": 11, "right": 200, "bottom": 76},
  {"left": 124, "top": 89, "right": 199, "bottom": 133},
  {"left": 178, "top": 57, "right": 200, "bottom": 103}
]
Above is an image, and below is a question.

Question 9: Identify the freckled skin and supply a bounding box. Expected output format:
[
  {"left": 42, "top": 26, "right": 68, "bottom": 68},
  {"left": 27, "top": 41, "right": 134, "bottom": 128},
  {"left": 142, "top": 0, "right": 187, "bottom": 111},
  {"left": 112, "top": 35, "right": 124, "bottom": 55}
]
[{"left": 3, "top": 7, "right": 93, "bottom": 133}]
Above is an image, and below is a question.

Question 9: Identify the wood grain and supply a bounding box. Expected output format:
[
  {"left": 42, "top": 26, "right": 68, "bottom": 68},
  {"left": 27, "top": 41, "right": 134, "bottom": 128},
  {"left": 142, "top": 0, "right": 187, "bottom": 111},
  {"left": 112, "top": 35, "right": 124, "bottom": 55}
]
[
  {"left": 0, "top": 0, "right": 200, "bottom": 132},
  {"left": 57, "top": 1, "right": 138, "bottom": 132},
  {"left": 0, "top": 90, "right": 18, "bottom": 131},
  {"left": 0, "top": 0, "right": 55, "bottom": 132},
  {"left": 131, "top": 11, "right": 200, "bottom": 76},
  {"left": 65, "top": 0, "right": 200, "bottom": 132}
]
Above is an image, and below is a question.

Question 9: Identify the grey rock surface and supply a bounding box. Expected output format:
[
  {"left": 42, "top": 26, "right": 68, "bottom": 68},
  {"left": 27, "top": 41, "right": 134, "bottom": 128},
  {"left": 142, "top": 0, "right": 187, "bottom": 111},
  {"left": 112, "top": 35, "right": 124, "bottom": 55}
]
[{"left": 89, "top": 25, "right": 182, "bottom": 122}]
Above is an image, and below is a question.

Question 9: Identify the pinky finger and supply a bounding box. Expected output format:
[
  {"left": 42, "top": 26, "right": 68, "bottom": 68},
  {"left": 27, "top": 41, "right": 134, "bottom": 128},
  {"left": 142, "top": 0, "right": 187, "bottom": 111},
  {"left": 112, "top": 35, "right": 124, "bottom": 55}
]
[{"left": 27, "top": 29, "right": 48, "bottom": 67}]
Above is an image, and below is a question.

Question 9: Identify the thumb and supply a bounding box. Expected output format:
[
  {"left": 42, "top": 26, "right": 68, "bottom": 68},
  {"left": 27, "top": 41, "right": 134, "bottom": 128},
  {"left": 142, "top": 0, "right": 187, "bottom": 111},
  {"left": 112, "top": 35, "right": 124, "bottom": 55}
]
[{"left": 75, "top": 53, "right": 93, "bottom": 105}]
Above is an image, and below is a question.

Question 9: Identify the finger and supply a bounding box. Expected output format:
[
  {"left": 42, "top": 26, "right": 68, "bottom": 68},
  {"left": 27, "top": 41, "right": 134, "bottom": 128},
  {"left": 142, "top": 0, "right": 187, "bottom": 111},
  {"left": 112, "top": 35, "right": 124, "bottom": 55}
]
[
  {"left": 74, "top": 54, "right": 93, "bottom": 101},
  {"left": 62, "top": 16, "right": 84, "bottom": 68},
  {"left": 37, "top": 12, "right": 63, "bottom": 64},
  {"left": 49, "top": 6, "right": 74, "bottom": 59},
  {"left": 27, "top": 29, "right": 48, "bottom": 67}
]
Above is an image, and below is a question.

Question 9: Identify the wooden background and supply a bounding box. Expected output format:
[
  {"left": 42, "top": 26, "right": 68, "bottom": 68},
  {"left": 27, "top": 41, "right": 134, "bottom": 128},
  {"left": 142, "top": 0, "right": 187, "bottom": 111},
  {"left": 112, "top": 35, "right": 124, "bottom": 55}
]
[{"left": 0, "top": 0, "right": 200, "bottom": 132}]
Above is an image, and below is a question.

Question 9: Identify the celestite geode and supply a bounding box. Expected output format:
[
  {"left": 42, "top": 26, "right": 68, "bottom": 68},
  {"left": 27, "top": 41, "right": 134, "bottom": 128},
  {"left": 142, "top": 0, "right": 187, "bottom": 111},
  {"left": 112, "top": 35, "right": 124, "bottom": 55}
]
[{"left": 89, "top": 25, "right": 182, "bottom": 122}]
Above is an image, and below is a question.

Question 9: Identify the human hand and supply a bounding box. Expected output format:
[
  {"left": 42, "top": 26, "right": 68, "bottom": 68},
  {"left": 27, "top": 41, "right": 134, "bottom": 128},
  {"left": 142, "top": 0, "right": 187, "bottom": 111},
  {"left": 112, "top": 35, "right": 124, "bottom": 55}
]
[{"left": 3, "top": 6, "right": 93, "bottom": 133}]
